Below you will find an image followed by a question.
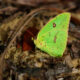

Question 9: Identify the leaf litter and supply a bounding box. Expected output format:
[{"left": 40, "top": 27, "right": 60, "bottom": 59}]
[{"left": 0, "top": 1, "right": 80, "bottom": 80}]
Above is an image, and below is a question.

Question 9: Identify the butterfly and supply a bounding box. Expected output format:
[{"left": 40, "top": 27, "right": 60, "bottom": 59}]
[{"left": 34, "top": 12, "right": 71, "bottom": 57}]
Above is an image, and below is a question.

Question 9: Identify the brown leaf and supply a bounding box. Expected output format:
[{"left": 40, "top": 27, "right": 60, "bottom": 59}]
[{"left": 17, "top": 27, "right": 39, "bottom": 51}]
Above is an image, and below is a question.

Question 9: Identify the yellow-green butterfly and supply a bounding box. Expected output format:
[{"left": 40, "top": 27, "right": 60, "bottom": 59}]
[{"left": 34, "top": 12, "right": 71, "bottom": 57}]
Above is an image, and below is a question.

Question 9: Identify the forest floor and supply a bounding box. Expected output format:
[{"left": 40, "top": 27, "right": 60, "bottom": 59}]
[{"left": 0, "top": 0, "right": 80, "bottom": 80}]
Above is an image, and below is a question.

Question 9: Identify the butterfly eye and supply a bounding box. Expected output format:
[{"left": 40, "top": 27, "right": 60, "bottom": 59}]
[{"left": 53, "top": 23, "right": 56, "bottom": 27}]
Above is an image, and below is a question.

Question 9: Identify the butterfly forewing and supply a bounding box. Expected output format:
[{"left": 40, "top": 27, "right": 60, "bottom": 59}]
[{"left": 34, "top": 12, "right": 71, "bottom": 57}]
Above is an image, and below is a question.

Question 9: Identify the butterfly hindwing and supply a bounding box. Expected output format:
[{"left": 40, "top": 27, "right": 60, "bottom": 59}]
[{"left": 34, "top": 12, "right": 71, "bottom": 57}]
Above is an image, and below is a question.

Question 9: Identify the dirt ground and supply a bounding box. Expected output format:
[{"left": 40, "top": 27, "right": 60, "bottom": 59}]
[{"left": 0, "top": 0, "right": 80, "bottom": 80}]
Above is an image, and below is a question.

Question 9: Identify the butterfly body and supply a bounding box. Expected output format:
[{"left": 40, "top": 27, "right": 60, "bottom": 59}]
[{"left": 34, "top": 13, "right": 71, "bottom": 57}]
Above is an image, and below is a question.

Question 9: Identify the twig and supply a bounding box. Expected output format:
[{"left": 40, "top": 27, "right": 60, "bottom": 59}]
[
  {"left": 57, "top": 70, "right": 80, "bottom": 78},
  {"left": 0, "top": 6, "right": 18, "bottom": 15},
  {"left": 2, "top": 0, "right": 59, "bottom": 7}
]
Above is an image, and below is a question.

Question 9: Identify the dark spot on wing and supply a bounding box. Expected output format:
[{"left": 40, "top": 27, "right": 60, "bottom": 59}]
[
  {"left": 53, "top": 23, "right": 56, "bottom": 27},
  {"left": 53, "top": 32, "right": 58, "bottom": 43},
  {"left": 54, "top": 35, "right": 57, "bottom": 43}
]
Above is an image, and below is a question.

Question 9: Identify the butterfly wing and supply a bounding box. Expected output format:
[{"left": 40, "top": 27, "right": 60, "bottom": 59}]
[{"left": 34, "top": 12, "right": 71, "bottom": 57}]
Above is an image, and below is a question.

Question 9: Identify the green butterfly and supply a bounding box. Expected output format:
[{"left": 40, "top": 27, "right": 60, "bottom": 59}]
[{"left": 34, "top": 12, "right": 71, "bottom": 57}]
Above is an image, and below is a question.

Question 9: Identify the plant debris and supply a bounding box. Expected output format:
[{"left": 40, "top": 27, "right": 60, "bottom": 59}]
[{"left": 0, "top": 0, "right": 80, "bottom": 80}]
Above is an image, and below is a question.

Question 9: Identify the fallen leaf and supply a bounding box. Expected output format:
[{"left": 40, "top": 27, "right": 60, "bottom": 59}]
[{"left": 17, "top": 27, "right": 39, "bottom": 51}]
